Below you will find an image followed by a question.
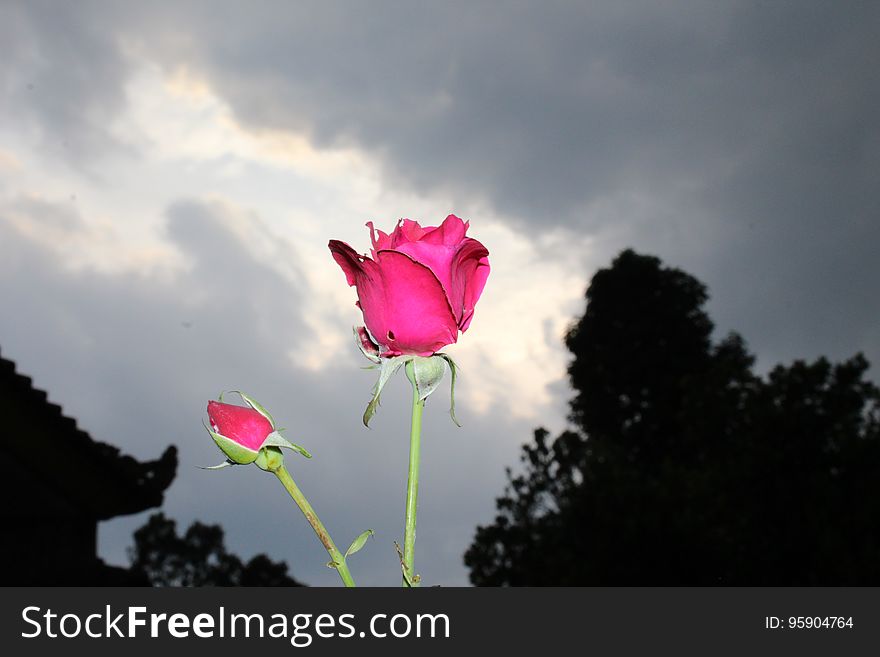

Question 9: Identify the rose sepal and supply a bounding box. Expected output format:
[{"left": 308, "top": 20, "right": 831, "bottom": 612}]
[
  {"left": 362, "top": 353, "right": 460, "bottom": 426},
  {"left": 202, "top": 423, "right": 312, "bottom": 468},
  {"left": 437, "top": 353, "right": 461, "bottom": 427},
  {"left": 363, "top": 355, "right": 411, "bottom": 427},
  {"left": 229, "top": 390, "right": 275, "bottom": 428},
  {"left": 203, "top": 420, "right": 261, "bottom": 465},
  {"left": 262, "top": 430, "right": 312, "bottom": 459},
  {"left": 409, "top": 355, "right": 447, "bottom": 403},
  {"left": 199, "top": 459, "right": 236, "bottom": 470},
  {"left": 254, "top": 446, "right": 284, "bottom": 472},
  {"left": 354, "top": 326, "right": 382, "bottom": 364}
]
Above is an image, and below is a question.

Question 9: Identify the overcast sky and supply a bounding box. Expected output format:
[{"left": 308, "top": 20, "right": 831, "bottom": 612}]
[{"left": 1, "top": 1, "right": 878, "bottom": 586}]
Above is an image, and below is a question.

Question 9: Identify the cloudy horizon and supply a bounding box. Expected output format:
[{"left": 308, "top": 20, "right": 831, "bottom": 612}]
[{"left": 2, "top": 0, "right": 878, "bottom": 585}]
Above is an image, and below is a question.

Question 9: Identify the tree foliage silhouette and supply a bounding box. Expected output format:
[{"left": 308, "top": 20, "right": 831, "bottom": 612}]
[
  {"left": 129, "top": 513, "right": 304, "bottom": 586},
  {"left": 465, "top": 249, "right": 880, "bottom": 585}
]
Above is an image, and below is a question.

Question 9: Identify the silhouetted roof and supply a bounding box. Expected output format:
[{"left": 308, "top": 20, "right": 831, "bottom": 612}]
[{"left": 0, "top": 347, "right": 177, "bottom": 520}]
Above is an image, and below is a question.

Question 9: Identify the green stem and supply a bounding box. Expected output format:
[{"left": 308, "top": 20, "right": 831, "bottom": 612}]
[
  {"left": 273, "top": 464, "right": 356, "bottom": 587},
  {"left": 403, "top": 360, "right": 425, "bottom": 586}
]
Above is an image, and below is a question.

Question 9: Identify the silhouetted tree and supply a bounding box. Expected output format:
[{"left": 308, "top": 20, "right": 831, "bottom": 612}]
[
  {"left": 129, "top": 513, "right": 304, "bottom": 586},
  {"left": 465, "top": 249, "right": 880, "bottom": 585}
]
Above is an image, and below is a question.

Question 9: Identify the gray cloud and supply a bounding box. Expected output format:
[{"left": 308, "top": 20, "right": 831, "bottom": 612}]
[
  {"left": 2, "top": 1, "right": 879, "bottom": 583},
  {"left": 4, "top": 2, "right": 878, "bottom": 372},
  {"left": 95, "top": 0, "right": 878, "bottom": 369},
  {"left": 0, "top": 1, "right": 134, "bottom": 167},
  {"left": 109, "top": 2, "right": 878, "bottom": 218}
]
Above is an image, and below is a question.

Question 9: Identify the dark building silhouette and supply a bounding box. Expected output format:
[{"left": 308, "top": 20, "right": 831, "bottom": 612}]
[{"left": 0, "top": 347, "right": 177, "bottom": 585}]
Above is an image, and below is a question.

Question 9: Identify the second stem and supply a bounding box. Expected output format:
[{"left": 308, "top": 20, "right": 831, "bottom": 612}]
[{"left": 403, "top": 360, "right": 425, "bottom": 586}]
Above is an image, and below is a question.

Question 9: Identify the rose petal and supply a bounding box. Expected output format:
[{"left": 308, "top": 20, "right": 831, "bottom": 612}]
[
  {"left": 391, "top": 219, "right": 427, "bottom": 247},
  {"left": 328, "top": 239, "right": 366, "bottom": 287},
  {"left": 366, "top": 221, "right": 392, "bottom": 257},
  {"left": 391, "top": 238, "right": 456, "bottom": 300},
  {"left": 450, "top": 238, "right": 491, "bottom": 331},
  {"left": 329, "top": 240, "right": 389, "bottom": 338},
  {"left": 373, "top": 250, "right": 459, "bottom": 355},
  {"left": 330, "top": 240, "right": 458, "bottom": 355},
  {"left": 207, "top": 400, "right": 273, "bottom": 451},
  {"left": 420, "top": 214, "right": 468, "bottom": 246},
  {"left": 390, "top": 215, "right": 470, "bottom": 299}
]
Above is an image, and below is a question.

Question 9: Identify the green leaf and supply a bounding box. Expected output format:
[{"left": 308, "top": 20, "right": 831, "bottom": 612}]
[
  {"left": 231, "top": 390, "right": 275, "bottom": 428},
  {"left": 345, "top": 529, "right": 374, "bottom": 558},
  {"left": 261, "top": 430, "right": 312, "bottom": 459},
  {"left": 363, "top": 355, "right": 410, "bottom": 427},
  {"left": 203, "top": 421, "right": 260, "bottom": 464},
  {"left": 438, "top": 354, "right": 461, "bottom": 427}
]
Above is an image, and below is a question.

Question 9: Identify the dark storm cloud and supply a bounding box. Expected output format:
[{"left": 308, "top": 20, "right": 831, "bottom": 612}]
[
  {"left": 0, "top": 1, "right": 133, "bottom": 165},
  {"left": 6, "top": 1, "right": 879, "bottom": 237},
  {"left": 112, "top": 2, "right": 879, "bottom": 221},
  {"left": 96, "top": 0, "right": 879, "bottom": 367}
]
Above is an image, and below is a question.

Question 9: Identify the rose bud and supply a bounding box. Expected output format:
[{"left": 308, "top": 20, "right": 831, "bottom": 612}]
[
  {"left": 203, "top": 392, "right": 311, "bottom": 470},
  {"left": 329, "top": 214, "right": 490, "bottom": 357}
]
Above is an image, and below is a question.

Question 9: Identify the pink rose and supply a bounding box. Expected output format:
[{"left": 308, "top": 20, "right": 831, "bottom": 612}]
[
  {"left": 329, "top": 214, "right": 490, "bottom": 357},
  {"left": 207, "top": 400, "right": 273, "bottom": 451}
]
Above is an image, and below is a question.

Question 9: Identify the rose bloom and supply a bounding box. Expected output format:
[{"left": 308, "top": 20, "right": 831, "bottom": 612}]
[
  {"left": 207, "top": 400, "right": 273, "bottom": 451},
  {"left": 329, "top": 214, "right": 490, "bottom": 357}
]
